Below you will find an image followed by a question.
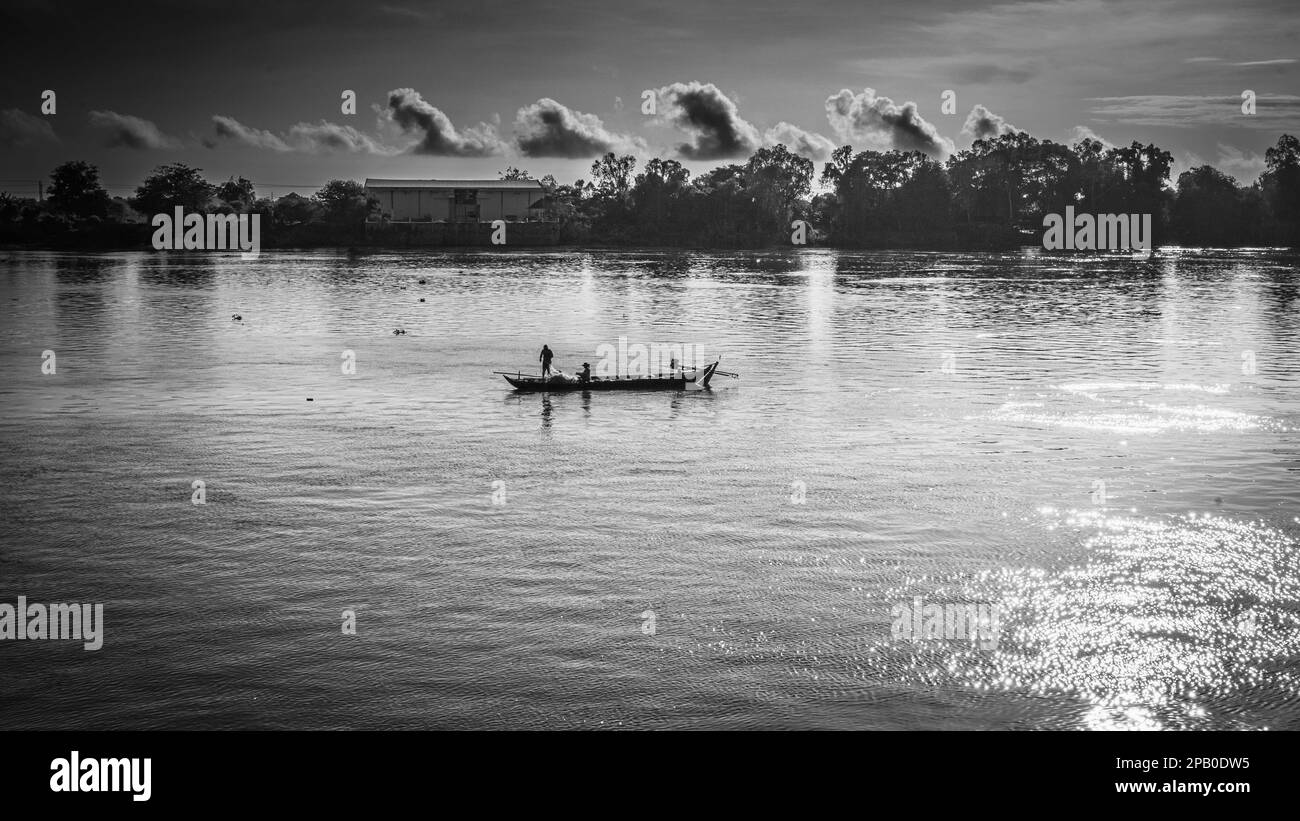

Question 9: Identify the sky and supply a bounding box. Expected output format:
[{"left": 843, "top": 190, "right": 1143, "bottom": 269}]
[{"left": 0, "top": 0, "right": 1296, "bottom": 199}]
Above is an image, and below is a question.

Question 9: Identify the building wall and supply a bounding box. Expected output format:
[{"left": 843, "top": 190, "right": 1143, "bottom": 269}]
[
  {"left": 483, "top": 190, "right": 536, "bottom": 221},
  {"left": 363, "top": 220, "right": 559, "bottom": 246},
  {"left": 370, "top": 187, "right": 539, "bottom": 222}
]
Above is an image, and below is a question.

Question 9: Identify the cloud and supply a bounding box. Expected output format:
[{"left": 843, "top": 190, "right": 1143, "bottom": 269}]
[
  {"left": 825, "top": 88, "right": 954, "bottom": 158},
  {"left": 1182, "top": 57, "right": 1295, "bottom": 67},
  {"left": 953, "top": 62, "right": 1040, "bottom": 84},
  {"left": 1171, "top": 151, "right": 1207, "bottom": 183},
  {"left": 378, "top": 4, "right": 434, "bottom": 21},
  {"left": 88, "top": 110, "right": 181, "bottom": 150},
  {"left": 1088, "top": 93, "right": 1300, "bottom": 129},
  {"left": 0, "top": 108, "right": 57, "bottom": 148},
  {"left": 1173, "top": 145, "right": 1265, "bottom": 185},
  {"left": 1066, "top": 125, "right": 1114, "bottom": 149},
  {"left": 206, "top": 116, "right": 394, "bottom": 154},
  {"left": 653, "top": 81, "right": 761, "bottom": 160},
  {"left": 208, "top": 116, "right": 290, "bottom": 151},
  {"left": 961, "top": 104, "right": 1021, "bottom": 141},
  {"left": 1214, "top": 143, "right": 1267, "bottom": 183},
  {"left": 385, "top": 87, "right": 505, "bottom": 157},
  {"left": 287, "top": 121, "right": 391, "bottom": 154},
  {"left": 763, "top": 122, "right": 837, "bottom": 162},
  {"left": 513, "top": 98, "right": 643, "bottom": 158}
]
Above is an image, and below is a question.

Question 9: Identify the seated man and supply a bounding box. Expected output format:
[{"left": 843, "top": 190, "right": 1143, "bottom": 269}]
[{"left": 580, "top": 363, "right": 591, "bottom": 383}]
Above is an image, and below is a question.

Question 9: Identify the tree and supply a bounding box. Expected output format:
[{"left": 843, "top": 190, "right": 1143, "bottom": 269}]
[
  {"left": 744, "top": 144, "right": 813, "bottom": 238},
  {"left": 1071, "top": 137, "right": 1114, "bottom": 212},
  {"left": 498, "top": 166, "right": 533, "bottom": 181},
  {"left": 826, "top": 149, "right": 952, "bottom": 243},
  {"left": 1173, "top": 166, "right": 1243, "bottom": 246},
  {"left": 892, "top": 154, "right": 953, "bottom": 235},
  {"left": 47, "top": 160, "right": 111, "bottom": 219},
  {"left": 589, "top": 153, "right": 637, "bottom": 199},
  {"left": 216, "top": 176, "right": 256, "bottom": 209},
  {"left": 132, "top": 163, "right": 215, "bottom": 215},
  {"left": 273, "top": 192, "right": 317, "bottom": 225},
  {"left": 314, "top": 179, "right": 373, "bottom": 225},
  {"left": 689, "top": 164, "right": 749, "bottom": 245},
  {"left": 1261, "top": 134, "right": 1300, "bottom": 244},
  {"left": 820, "top": 145, "right": 854, "bottom": 188},
  {"left": 0, "top": 191, "right": 20, "bottom": 221},
  {"left": 1105, "top": 142, "right": 1174, "bottom": 246},
  {"left": 631, "top": 158, "right": 691, "bottom": 238}
]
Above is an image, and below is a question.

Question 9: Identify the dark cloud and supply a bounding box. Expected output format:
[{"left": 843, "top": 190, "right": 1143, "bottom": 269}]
[
  {"left": 88, "top": 110, "right": 181, "bottom": 150},
  {"left": 825, "top": 88, "right": 953, "bottom": 158},
  {"left": 0, "top": 108, "right": 57, "bottom": 149},
  {"left": 654, "top": 82, "right": 761, "bottom": 160},
  {"left": 386, "top": 87, "right": 505, "bottom": 157},
  {"left": 513, "top": 98, "right": 642, "bottom": 158},
  {"left": 961, "top": 104, "right": 1021, "bottom": 141}
]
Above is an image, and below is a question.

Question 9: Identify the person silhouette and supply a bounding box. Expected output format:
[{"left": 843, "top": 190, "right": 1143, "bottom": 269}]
[{"left": 539, "top": 344, "right": 554, "bottom": 377}]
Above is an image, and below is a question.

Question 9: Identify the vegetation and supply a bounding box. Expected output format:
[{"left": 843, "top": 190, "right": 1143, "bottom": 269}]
[
  {"left": 522, "top": 133, "right": 1300, "bottom": 249},
  {"left": 3, "top": 133, "right": 1298, "bottom": 249},
  {"left": 47, "top": 160, "right": 112, "bottom": 220}
]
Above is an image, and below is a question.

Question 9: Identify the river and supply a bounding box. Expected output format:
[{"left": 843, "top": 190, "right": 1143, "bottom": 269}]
[{"left": 1, "top": 247, "right": 1297, "bottom": 730}]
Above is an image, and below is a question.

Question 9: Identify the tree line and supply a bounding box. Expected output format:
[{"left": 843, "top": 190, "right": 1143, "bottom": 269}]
[
  {"left": 538, "top": 133, "right": 1298, "bottom": 248},
  {"left": 0, "top": 163, "right": 371, "bottom": 247},
  {"left": 3, "top": 133, "right": 1297, "bottom": 249}
]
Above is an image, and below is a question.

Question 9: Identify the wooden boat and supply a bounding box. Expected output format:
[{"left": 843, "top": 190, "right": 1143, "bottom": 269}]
[{"left": 497, "top": 361, "right": 722, "bottom": 392}]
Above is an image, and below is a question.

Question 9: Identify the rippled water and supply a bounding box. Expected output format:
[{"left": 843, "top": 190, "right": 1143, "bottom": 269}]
[{"left": 0, "top": 247, "right": 1296, "bottom": 730}]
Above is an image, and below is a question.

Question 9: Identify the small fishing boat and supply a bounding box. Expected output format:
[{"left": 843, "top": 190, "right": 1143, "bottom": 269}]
[{"left": 497, "top": 361, "right": 727, "bottom": 392}]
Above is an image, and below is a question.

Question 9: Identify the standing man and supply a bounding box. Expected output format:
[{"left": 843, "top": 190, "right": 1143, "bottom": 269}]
[{"left": 539, "top": 344, "right": 554, "bottom": 377}]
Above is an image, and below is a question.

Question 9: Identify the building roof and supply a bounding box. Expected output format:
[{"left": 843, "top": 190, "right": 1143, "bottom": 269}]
[{"left": 364, "top": 178, "right": 544, "bottom": 190}]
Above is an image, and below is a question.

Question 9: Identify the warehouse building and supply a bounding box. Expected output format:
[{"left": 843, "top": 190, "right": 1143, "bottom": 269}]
[{"left": 364, "top": 179, "right": 548, "bottom": 223}]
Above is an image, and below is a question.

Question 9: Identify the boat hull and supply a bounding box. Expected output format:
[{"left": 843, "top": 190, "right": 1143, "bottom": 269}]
[{"left": 502, "top": 362, "right": 719, "bottom": 393}]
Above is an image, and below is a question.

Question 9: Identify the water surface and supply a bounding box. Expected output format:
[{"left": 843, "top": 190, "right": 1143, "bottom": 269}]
[{"left": 1, "top": 247, "right": 1297, "bottom": 730}]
